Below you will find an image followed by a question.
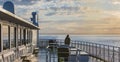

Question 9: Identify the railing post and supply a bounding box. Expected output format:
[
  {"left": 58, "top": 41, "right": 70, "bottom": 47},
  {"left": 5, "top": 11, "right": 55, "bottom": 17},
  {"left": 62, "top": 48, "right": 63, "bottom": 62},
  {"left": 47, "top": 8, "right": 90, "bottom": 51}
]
[
  {"left": 83, "top": 42, "right": 85, "bottom": 51},
  {"left": 84, "top": 42, "right": 86, "bottom": 51},
  {"left": 92, "top": 43, "right": 94, "bottom": 55},
  {"left": 74, "top": 41, "right": 76, "bottom": 48},
  {"left": 112, "top": 46, "right": 114, "bottom": 62},
  {"left": 82, "top": 42, "right": 84, "bottom": 51},
  {"left": 59, "top": 40, "right": 60, "bottom": 45},
  {"left": 85, "top": 42, "right": 86, "bottom": 52},
  {"left": 78, "top": 41, "right": 79, "bottom": 49},
  {"left": 81, "top": 42, "right": 83, "bottom": 50},
  {"left": 119, "top": 47, "right": 120, "bottom": 62},
  {"left": 103, "top": 45, "right": 105, "bottom": 60},
  {"left": 46, "top": 50, "right": 48, "bottom": 62},
  {"left": 81, "top": 41, "right": 83, "bottom": 50},
  {"left": 89, "top": 42, "right": 90, "bottom": 54},
  {"left": 73, "top": 41, "right": 75, "bottom": 47},
  {"left": 79, "top": 42, "right": 81, "bottom": 49},
  {"left": 86, "top": 42, "right": 88, "bottom": 52},
  {"left": 77, "top": 41, "right": 79, "bottom": 48},
  {"left": 108, "top": 45, "right": 110, "bottom": 62},
  {"left": 75, "top": 41, "right": 77, "bottom": 48},
  {"left": 96, "top": 44, "right": 97, "bottom": 56},
  {"left": 76, "top": 41, "right": 77, "bottom": 48},
  {"left": 49, "top": 49, "right": 51, "bottom": 62},
  {"left": 99, "top": 44, "right": 101, "bottom": 58},
  {"left": 88, "top": 42, "right": 89, "bottom": 53}
]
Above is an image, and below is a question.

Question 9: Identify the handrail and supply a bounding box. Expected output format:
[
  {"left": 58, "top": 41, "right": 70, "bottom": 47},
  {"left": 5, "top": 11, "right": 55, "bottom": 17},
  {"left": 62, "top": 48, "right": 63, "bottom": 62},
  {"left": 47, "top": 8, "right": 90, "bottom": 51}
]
[{"left": 39, "top": 39, "right": 120, "bottom": 62}]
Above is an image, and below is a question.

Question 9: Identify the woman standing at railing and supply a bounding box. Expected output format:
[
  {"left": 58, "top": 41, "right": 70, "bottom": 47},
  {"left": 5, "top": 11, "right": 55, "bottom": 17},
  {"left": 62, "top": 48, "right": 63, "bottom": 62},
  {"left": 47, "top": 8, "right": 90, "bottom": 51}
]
[{"left": 64, "top": 34, "right": 71, "bottom": 46}]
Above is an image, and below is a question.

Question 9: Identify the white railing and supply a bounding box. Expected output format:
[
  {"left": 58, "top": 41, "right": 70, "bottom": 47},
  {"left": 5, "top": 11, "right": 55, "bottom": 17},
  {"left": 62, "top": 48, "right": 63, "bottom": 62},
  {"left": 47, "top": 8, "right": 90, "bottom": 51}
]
[{"left": 39, "top": 39, "right": 120, "bottom": 62}]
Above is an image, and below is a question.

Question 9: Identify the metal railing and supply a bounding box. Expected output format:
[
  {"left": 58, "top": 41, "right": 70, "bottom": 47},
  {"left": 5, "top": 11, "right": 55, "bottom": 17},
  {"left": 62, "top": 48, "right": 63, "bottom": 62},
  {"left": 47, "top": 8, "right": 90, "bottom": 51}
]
[{"left": 39, "top": 39, "right": 120, "bottom": 62}]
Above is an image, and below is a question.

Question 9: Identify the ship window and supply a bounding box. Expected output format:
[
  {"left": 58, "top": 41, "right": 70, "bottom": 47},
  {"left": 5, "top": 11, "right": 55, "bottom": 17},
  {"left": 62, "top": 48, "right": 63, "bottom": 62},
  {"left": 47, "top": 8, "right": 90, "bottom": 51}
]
[
  {"left": 10, "top": 27, "right": 15, "bottom": 48},
  {"left": 28, "top": 30, "right": 31, "bottom": 43},
  {"left": 18, "top": 28, "right": 21, "bottom": 46},
  {"left": 0, "top": 24, "right": 1, "bottom": 52},
  {"left": 3, "top": 25, "right": 10, "bottom": 50},
  {"left": 30, "top": 30, "right": 32, "bottom": 43},
  {"left": 21, "top": 29, "right": 23, "bottom": 45},
  {"left": 28, "top": 30, "right": 30, "bottom": 44},
  {"left": 27, "top": 30, "right": 29, "bottom": 44},
  {"left": 23, "top": 29, "right": 26, "bottom": 45},
  {"left": 26, "top": 30, "right": 28, "bottom": 44}
]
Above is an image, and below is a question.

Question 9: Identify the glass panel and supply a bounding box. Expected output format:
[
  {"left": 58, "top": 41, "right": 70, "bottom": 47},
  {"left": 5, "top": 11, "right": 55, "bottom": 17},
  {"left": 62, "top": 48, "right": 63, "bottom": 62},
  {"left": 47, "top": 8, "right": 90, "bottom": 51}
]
[
  {"left": 18, "top": 28, "right": 21, "bottom": 46},
  {"left": 21, "top": 29, "right": 23, "bottom": 45},
  {"left": 28, "top": 30, "right": 31, "bottom": 43},
  {"left": 26, "top": 30, "right": 28, "bottom": 44},
  {"left": 30, "top": 30, "right": 32, "bottom": 43},
  {"left": 0, "top": 24, "right": 1, "bottom": 52},
  {"left": 27, "top": 30, "right": 30, "bottom": 44},
  {"left": 10, "top": 27, "right": 15, "bottom": 48},
  {"left": 23, "top": 29, "right": 26, "bottom": 45},
  {"left": 27, "top": 30, "right": 29, "bottom": 44},
  {"left": 3, "top": 25, "right": 9, "bottom": 50}
]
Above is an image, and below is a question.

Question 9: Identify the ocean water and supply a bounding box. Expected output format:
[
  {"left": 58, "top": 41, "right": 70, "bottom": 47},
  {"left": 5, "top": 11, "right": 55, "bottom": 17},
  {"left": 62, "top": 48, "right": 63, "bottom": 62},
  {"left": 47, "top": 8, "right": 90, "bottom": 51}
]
[{"left": 39, "top": 35, "right": 120, "bottom": 47}]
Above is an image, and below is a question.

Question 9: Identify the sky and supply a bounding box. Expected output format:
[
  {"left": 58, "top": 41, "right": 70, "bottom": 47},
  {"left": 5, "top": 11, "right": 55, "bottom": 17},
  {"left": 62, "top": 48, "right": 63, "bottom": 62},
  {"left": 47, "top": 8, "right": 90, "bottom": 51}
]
[{"left": 1, "top": 0, "right": 120, "bottom": 35}]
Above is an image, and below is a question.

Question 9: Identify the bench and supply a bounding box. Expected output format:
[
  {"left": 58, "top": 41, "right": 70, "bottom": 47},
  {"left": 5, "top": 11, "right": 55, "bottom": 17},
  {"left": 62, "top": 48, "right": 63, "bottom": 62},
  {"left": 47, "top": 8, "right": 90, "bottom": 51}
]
[
  {"left": 33, "top": 48, "right": 39, "bottom": 56},
  {"left": 0, "top": 54, "right": 3, "bottom": 62},
  {"left": 3, "top": 51, "right": 15, "bottom": 62},
  {"left": 21, "top": 53, "right": 32, "bottom": 62}
]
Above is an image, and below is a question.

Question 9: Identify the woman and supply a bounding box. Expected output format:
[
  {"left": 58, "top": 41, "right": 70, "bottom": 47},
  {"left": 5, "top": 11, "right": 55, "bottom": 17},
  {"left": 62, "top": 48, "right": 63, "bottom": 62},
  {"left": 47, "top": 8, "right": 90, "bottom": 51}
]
[{"left": 64, "top": 34, "right": 71, "bottom": 46}]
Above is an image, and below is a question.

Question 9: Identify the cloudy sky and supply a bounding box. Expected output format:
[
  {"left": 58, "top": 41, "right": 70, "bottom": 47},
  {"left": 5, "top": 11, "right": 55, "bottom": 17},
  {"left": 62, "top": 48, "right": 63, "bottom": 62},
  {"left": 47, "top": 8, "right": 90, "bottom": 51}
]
[{"left": 1, "top": 0, "right": 120, "bottom": 35}]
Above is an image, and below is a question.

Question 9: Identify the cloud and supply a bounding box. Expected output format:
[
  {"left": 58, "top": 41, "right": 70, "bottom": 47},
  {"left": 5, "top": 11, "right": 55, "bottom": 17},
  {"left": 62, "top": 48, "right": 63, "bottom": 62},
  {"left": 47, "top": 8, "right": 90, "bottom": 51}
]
[
  {"left": 45, "top": 11, "right": 56, "bottom": 16},
  {"left": 0, "top": 0, "right": 40, "bottom": 5},
  {"left": 112, "top": 0, "right": 120, "bottom": 5},
  {"left": 1, "top": 0, "right": 120, "bottom": 34},
  {"left": 112, "top": 1, "right": 120, "bottom": 4},
  {"left": 40, "top": 14, "right": 120, "bottom": 34},
  {"left": 14, "top": 0, "right": 41, "bottom": 5}
]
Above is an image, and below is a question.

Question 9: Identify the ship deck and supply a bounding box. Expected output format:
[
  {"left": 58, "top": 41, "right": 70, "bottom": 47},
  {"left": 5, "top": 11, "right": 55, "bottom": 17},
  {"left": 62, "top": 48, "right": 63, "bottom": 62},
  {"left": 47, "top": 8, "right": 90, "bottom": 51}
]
[
  {"left": 35, "top": 48, "right": 102, "bottom": 62},
  {"left": 14, "top": 39, "right": 120, "bottom": 62},
  {"left": 36, "top": 39, "right": 120, "bottom": 62}
]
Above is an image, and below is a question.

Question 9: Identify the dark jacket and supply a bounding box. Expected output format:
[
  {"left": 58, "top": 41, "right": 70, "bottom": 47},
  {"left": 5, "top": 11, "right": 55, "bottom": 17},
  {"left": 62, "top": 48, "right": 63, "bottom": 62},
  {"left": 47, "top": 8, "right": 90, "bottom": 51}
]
[{"left": 64, "top": 35, "right": 71, "bottom": 45}]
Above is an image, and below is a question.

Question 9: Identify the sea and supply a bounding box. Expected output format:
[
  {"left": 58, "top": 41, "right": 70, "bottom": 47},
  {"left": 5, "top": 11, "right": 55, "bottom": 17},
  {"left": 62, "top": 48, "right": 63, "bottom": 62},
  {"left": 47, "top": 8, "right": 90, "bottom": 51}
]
[{"left": 39, "top": 35, "right": 120, "bottom": 47}]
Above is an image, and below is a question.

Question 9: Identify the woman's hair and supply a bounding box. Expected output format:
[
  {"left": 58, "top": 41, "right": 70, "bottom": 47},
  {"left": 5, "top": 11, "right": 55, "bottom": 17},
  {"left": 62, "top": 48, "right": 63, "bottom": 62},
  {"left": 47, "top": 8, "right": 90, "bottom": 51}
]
[{"left": 66, "top": 34, "right": 69, "bottom": 37}]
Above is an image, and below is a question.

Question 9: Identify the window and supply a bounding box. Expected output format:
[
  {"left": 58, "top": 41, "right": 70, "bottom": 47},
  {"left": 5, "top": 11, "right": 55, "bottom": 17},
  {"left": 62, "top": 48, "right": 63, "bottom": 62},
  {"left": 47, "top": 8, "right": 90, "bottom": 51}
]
[
  {"left": 28, "top": 30, "right": 31, "bottom": 44},
  {"left": 0, "top": 24, "right": 1, "bottom": 52},
  {"left": 28, "top": 30, "right": 31, "bottom": 43},
  {"left": 27, "top": 30, "right": 30, "bottom": 44},
  {"left": 22, "top": 29, "right": 31, "bottom": 45},
  {"left": 21, "top": 29, "right": 24, "bottom": 45},
  {"left": 18, "top": 28, "right": 21, "bottom": 46},
  {"left": 30, "top": 30, "right": 32, "bottom": 43},
  {"left": 26, "top": 30, "right": 28, "bottom": 44},
  {"left": 10, "top": 27, "right": 15, "bottom": 48},
  {"left": 23, "top": 29, "right": 26, "bottom": 45},
  {"left": 3, "top": 25, "right": 10, "bottom": 50},
  {"left": 27, "top": 30, "right": 29, "bottom": 44}
]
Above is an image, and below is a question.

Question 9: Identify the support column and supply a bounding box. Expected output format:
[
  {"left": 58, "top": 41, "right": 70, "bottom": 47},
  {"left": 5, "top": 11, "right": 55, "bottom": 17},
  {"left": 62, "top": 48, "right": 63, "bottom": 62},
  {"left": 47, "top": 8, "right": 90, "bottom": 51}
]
[
  {"left": 0, "top": 24, "right": 2, "bottom": 52},
  {"left": 37, "top": 30, "right": 39, "bottom": 47},
  {"left": 8, "top": 26, "right": 11, "bottom": 49}
]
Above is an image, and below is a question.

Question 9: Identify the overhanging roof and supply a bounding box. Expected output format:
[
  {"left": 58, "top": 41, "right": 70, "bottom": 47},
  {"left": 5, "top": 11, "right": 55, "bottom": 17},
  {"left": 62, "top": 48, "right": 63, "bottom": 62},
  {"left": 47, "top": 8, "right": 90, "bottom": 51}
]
[{"left": 0, "top": 8, "right": 39, "bottom": 30}]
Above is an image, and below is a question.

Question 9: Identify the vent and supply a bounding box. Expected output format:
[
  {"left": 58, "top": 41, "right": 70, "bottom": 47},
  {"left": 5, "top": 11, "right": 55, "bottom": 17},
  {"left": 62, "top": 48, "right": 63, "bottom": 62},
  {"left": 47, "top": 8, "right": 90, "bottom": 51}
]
[{"left": 3, "top": 1, "right": 15, "bottom": 14}]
